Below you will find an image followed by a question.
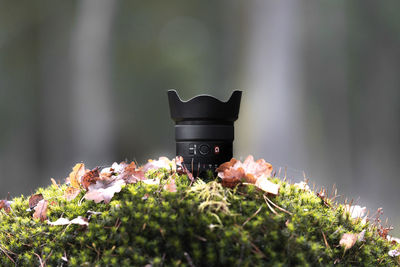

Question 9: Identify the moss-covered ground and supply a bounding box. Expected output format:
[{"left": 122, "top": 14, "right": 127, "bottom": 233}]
[{"left": 0, "top": 168, "right": 399, "bottom": 266}]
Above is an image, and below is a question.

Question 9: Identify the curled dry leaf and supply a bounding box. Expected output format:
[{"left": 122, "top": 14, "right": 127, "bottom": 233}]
[
  {"left": 242, "top": 155, "right": 273, "bottom": 181},
  {"left": 339, "top": 233, "right": 359, "bottom": 251},
  {"left": 216, "top": 158, "right": 244, "bottom": 188},
  {"left": 48, "top": 216, "right": 89, "bottom": 227},
  {"left": 0, "top": 199, "right": 12, "bottom": 213},
  {"left": 33, "top": 199, "right": 48, "bottom": 222},
  {"left": 64, "top": 187, "right": 81, "bottom": 201},
  {"left": 67, "top": 163, "right": 86, "bottom": 188},
  {"left": 29, "top": 193, "right": 44, "bottom": 209},
  {"left": 217, "top": 155, "right": 278, "bottom": 195},
  {"left": 100, "top": 162, "right": 125, "bottom": 179},
  {"left": 119, "top": 162, "right": 146, "bottom": 184},
  {"left": 84, "top": 178, "right": 125, "bottom": 204},
  {"left": 81, "top": 168, "right": 100, "bottom": 190}
]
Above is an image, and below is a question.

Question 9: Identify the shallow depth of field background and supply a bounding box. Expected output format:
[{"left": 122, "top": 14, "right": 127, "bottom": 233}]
[{"left": 0, "top": 1, "right": 399, "bottom": 234}]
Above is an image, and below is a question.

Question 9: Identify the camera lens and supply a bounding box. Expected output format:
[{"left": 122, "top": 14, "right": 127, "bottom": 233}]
[{"left": 168, "top": 90, "right": 242, "bottom": 175}]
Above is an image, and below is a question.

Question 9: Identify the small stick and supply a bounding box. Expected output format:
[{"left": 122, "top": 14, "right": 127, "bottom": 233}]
[
  {"left": 264, "top": 195, "right": 293, "bottom": 216},
  {"left": 0, "top": 245, "right": 15, "bottom": 264},
  {"left": 242, "top": 206, "right": 263, "bottom": 226},
  {"left": 263, "top": 196, "right": 277, "bottom": 214},
  {"left": 321, "top": 230, "right": 331, "bottom": 249},
  {"left": 33, "top": 252, "right": 44, "bottom": 267}
]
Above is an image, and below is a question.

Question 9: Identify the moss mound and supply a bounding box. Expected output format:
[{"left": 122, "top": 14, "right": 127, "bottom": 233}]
[{"left": 0, "top": 167, "right": 399, "bottom": 266}]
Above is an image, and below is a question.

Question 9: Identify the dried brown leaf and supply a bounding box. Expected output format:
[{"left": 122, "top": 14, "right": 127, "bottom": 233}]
[
  {"left": 33, "top": 199, "right": 48, "bottom": 222},
  {"left": 339, "top": 233, "right": 358, "bottom": 251},
  {"left": 0, "top": 200, "right": 11, "bottom": 213},
  {"left": 84, "top": 178, "right": 125, "bottom": 204},
  {"left": 217, "top": 155, "right": 278, "bottom": 194},
  {"left": 81, "top": 168, "right": 100, "bottom": 190},
  {"left": 29, "top": 194, "right": 44, "bottom": 209},
  {"left": 64, "top": 187, "right": 81, "bottom": 201},
  {"left": 67, "top": 163, "right": 86, "bottom": 188},
  {"left": 242, "top": 155, "right": 273, "bottom": 178},
  {"left": 119, "top": 162, "right": 146, "bottom": 184},
  {"left": 216, "top": 158, "right": 244, "bottom": 188}
]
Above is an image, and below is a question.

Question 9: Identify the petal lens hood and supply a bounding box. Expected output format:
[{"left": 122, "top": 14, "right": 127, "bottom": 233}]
[{"left": 168, "top": 90, "right": 242, "bottom": 174}]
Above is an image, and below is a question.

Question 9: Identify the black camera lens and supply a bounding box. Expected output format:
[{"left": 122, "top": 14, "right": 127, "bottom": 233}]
[{"left": 168, "top": 90, "right": 242, "bottom": 175}]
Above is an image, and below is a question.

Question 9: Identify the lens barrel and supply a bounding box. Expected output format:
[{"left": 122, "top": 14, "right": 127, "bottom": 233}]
[{"left": 168, "top": 90, "right": 242, "bottom": 174}]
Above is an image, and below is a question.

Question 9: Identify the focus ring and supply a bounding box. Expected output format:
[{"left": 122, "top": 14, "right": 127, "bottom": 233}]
[{"left": 175, "top": 125, "right": 234, "bottom": 141}]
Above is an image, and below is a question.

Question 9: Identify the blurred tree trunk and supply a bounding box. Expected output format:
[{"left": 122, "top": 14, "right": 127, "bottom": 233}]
[
  {"left": 70, "top": 0, "right": 116, "bottom": 167},
  {"left": 238, "top": 0, "right": 307, "bottom": 175}
]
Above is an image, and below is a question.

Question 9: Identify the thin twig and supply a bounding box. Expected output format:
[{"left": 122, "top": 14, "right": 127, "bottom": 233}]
[
  {"left": 321, "top": 230, "right": 331, "bottom": 249},
  {"left": 264, "top": 196, "right": 277, "bottom": 214},
  {"left": 264, "top": 195, "right": 293, "bottom": 216},
  {"left": 34, "top": 252, "right": 44, "bottom": 267},
  {"left": 242, "top": 206, "right": 263, "bottom": 227},
  {"left": 0, "top": 245, "right": 16, "bottom": 264}
]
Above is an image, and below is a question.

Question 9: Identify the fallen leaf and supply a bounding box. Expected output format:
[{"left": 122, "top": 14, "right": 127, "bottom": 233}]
[
  {"left": 67, "top": 163, "right": 86, "bottom": 188},
  {"left": 142, "top": 157, "right": 174, "bottom": 172},
  {"left": 254, "top": 175, "right": 280, "bottom": 195},
  {"left": 0, "top": 200, "right": 12, "bottom": 213},
  {"left": 48, "top": 216, "right": 89, "bottom": 227},
  {"left": 29, "top": 194, "right": 44, "bottom": 209},
  {"left": 217, "top": 155, "right": 279, "bottom": 195},
  {"left": 242, "top": 155, "right": 273, "bottom": 180},
  {"left": 119, "top": 162, "right": 146, "bottom": 184},
  {"left": 387, "top": 235, "right": 400, "bottom": 244},
  {"left": 216, "top": 158, "right": 244, "bottom": 188},
  {"left": 100, "top": 162, "right": 125, "bottom": 179},
  {"left": 33, "top": 199, "right": 48, "bottom": 222},
  {"left": 164, "top": 179, "right": 177, "bottom": 192},
  {"left": 64, "top": 187, "right": 81, "bottom": 201},
  {"left": 339, "top": 233, "right": 358, "bottom": 251},
  {"left": 81, "top": 168, "right": 100, "bottom": 190},
  {"left": 84, "top": 178, "right": 125, "bottom": 204},
  {"left": 389, "top": 249, "right": 400, "bottom": 257}
]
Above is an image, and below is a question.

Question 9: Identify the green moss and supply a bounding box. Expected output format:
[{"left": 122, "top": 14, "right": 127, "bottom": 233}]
[{"left": 0, "top": 170, "right": 399, "bottom": 266}]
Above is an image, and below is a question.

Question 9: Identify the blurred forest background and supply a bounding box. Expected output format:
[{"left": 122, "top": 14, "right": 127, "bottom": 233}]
[{"left": 0, "top": 1, "right": 399, "bottom": 233}]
